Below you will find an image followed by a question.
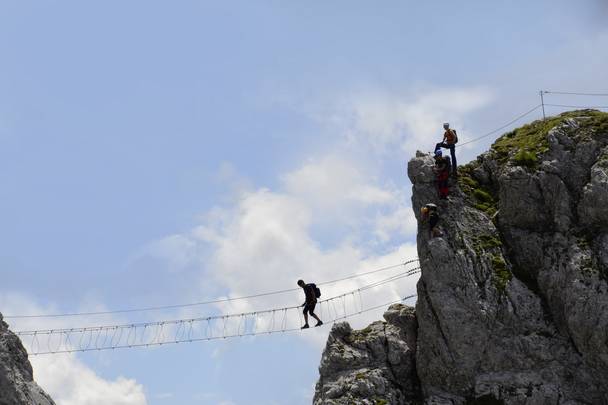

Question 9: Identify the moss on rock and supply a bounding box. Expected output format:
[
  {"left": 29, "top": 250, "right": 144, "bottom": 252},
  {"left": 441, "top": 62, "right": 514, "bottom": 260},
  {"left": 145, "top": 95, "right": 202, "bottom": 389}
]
[
  {"left": 457, "top": 162, "right": 498, "bottom": 217},
  {"left": 491, "top": 254, "right": 511, "bottom": 292}
]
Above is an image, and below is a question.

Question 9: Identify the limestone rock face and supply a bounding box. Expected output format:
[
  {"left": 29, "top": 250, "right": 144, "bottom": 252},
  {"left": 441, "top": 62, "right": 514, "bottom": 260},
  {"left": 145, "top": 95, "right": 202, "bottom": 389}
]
[
  {"left": 0, "top": 313, "right": 55, "bottom": 405},
  {"left": 313, "top": 304, "right": 421, "bottom": 405},
  {"left": 314, "top": 110, "right": 608, "bottom": 405}
]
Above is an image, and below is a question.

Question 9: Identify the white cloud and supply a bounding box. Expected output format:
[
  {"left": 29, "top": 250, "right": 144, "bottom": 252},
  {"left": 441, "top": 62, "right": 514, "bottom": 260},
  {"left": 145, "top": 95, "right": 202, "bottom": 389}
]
[
  {"left": 0, "top": 294, "right": 147, "bottom": 405},
  {"left": 132, "top": 234, "right": 199, "bottom": 273},
  {"left": 139, "top": 155, "right": 420, "bottom": 348},
  {"left": 282, "top": 155, "right": 393, "bottom": 213},
  {"left": 133, "top": 84, "right": 493, "bottom": 349},
  {"left": 32, "top": 356, "right": 146, "bottom": 405},
  {"left": 342, "top": 87, "right": 494, "bottom": 153},
  {"left": 374, "top": 205, "right": 418, "bottom": 243},
  {"left": 287, "top": 85, "right": 493, "bottom": 155}
]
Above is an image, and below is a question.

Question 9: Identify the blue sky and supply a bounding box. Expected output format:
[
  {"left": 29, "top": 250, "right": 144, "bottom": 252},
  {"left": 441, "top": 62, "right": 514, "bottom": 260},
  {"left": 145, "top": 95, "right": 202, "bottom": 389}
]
[{"left": 1, "top": 1, "right": 607, "bottom": 404}]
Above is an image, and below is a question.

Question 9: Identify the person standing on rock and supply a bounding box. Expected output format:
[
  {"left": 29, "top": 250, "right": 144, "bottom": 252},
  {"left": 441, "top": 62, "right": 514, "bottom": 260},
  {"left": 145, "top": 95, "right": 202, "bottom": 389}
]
[
  {"left": 298, "top": 279, "right": 323, "bottom": 329},
  {"left": 433, "top": 150, "right": 450, "bottom": 199},
  {"left": 435, "top": 122, "right": 458, "bottom": 176}
]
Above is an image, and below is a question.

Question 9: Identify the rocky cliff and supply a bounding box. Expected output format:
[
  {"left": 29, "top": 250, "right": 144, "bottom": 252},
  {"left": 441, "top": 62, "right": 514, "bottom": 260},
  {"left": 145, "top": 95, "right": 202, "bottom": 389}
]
[
  {"left": 314, "top": 110, "right": 608, "bottom": 405},
  {"left": 0, "top": 313, "right": 55, "bottom": 405},
  {"left": 314, "top": 304, "right": 420, "bottom": 405}
]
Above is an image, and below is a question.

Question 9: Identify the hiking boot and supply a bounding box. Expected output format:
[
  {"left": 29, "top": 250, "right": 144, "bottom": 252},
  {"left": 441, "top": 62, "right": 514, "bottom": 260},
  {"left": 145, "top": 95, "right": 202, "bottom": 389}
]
[
  {"left": 301, "top": 324, "right": 309, "bottom": 329},
  {"left": 315, "top": 321, "right": 323, "bottom": 327}
]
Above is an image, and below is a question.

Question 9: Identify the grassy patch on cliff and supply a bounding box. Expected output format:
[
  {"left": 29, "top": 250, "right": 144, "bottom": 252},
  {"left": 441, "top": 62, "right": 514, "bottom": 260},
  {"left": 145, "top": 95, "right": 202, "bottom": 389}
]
[
  {"left": 457, "top": 162, "right": 498, "bottom": 217},
  {"left": 490, "top": 118, "right": 553, "bottom": 168},
  {"left": 347, "top": 325, "right": 377, "bottom": 344},
  {"left": 490, "top": 109, "right": 608, "bottom": 170},
  {"left": 572, "top": 109, "right": 608, "bottom": 135},
  {"left": 458, "top": 110, "right": 608, "bottom": 217},
  {"left": 472, "top": 233, "right": 502, "bottom": 254}
]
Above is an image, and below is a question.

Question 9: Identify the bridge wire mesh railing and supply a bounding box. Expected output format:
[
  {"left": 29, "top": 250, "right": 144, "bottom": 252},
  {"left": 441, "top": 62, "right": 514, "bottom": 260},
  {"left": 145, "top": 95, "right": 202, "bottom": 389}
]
[{"left": 16, "top": 267, "right": 421, "bottom": 355}]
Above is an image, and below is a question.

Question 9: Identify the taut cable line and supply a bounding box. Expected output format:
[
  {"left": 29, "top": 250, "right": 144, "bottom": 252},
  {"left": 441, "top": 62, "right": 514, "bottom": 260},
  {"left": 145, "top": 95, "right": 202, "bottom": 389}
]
[
  {"left": 456, "top": 104, "right": 542, "bottom": 147},
  {"left": 544, "top": 104, "right": 608, "bottom": 109},
  {"left": 5, "top": 258, "right": 420, "bottom": 319},
  {"left": 542, "top": 91, "right": 608, "bottom": 97}
]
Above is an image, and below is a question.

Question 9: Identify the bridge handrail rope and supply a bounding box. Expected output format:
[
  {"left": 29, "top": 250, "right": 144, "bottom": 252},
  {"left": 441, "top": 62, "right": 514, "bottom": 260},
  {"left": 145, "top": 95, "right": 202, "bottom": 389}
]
[
  {"left": 14, "top": 266, "right": 421, "bottom": 336},
  {"left": 5, "top": 258, "right": 420, "bottom": 319},
  {"left": 22, "top": 294, "right": 418, "bottom": 356}
]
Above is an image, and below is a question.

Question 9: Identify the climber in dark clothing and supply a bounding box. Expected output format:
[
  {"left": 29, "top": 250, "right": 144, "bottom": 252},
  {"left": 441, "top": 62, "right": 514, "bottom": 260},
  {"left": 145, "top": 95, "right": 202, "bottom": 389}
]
[
  {"left": 433, "top": 150, "right": 451, "bottom": 199},
  {"left": 298, "top": 279, "right": 323, "bottom": 329},
  {"left": 435, "top": 123, "right": 458, "bottom": 176},
  {"left": 421, "top": 203, "right": 442, "bottom": 238}
]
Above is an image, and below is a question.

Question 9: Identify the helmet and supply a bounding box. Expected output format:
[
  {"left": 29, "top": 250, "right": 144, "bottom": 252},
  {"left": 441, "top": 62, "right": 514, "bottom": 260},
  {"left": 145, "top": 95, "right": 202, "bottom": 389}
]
[
  {"left": 443, "top": 122, "right": 449, "bottom": 129},
  {"left": 434, "top": 150, "right": 442, "bottom": 157}
]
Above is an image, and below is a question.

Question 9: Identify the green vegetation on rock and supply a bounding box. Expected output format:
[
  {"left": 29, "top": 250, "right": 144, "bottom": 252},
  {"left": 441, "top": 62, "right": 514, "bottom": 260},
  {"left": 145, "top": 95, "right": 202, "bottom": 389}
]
[
  {"left": 512, "top": 149, "right": 537, "bottom": 168},
  {"left": 348, "top": 324, "right": 379, "bottom": 344},
  {"left": 491, "top": 254, "right": 511, "bottom": 292},
  {"left": 457, "top": 162, "right": 498, "bottom": 217},
  {"left": 490, "top": 110, "right": 608, "bottom": 169},
  {"left": 571, "top": 110, "right": 608, "bottom": 135},
  {"left": 457, "top": 110, "right": 608, "bottom": 220},
  {"left": 472, "top": 233, "right": 502, "bottom": 255},
  {"left": 597, "top": 150, "right": 608, "bottom": 169}
]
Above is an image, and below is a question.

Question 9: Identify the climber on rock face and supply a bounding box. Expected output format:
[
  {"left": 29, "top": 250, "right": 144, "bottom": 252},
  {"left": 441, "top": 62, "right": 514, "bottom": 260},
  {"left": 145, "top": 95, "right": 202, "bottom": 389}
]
[
  {"left": 433, "top": 150, "right": 450, "bottom": 199},
  {"left": 435, "top": 122, "right": 458, "bottom": 176},
  {"left": 421, "top": 203, "right": 442, "bottom": 238},
  {"left": 298, "top": 279, "right": 323, "bottom": 329}
]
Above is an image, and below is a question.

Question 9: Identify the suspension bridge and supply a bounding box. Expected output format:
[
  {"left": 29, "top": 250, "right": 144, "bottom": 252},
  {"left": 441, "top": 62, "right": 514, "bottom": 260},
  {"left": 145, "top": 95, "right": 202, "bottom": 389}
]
[{"left": 11, "top": 260, "right": 421, "bottom": 355}]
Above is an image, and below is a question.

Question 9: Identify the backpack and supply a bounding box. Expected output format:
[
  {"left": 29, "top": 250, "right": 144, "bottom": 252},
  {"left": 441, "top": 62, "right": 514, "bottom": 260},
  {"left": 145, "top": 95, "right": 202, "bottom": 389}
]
[
  {"left": 452, "top": 129, "right": 458, "bottom": 144},
  {"left": 311, "top": 283, "right": 321, "bottom": 298}
]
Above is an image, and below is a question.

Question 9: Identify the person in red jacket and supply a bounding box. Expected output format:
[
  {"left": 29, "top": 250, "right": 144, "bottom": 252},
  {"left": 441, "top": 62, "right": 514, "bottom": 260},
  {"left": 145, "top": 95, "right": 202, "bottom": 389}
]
[{"left": 433, "top": 150, "right": 451, "bottom": 199}]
